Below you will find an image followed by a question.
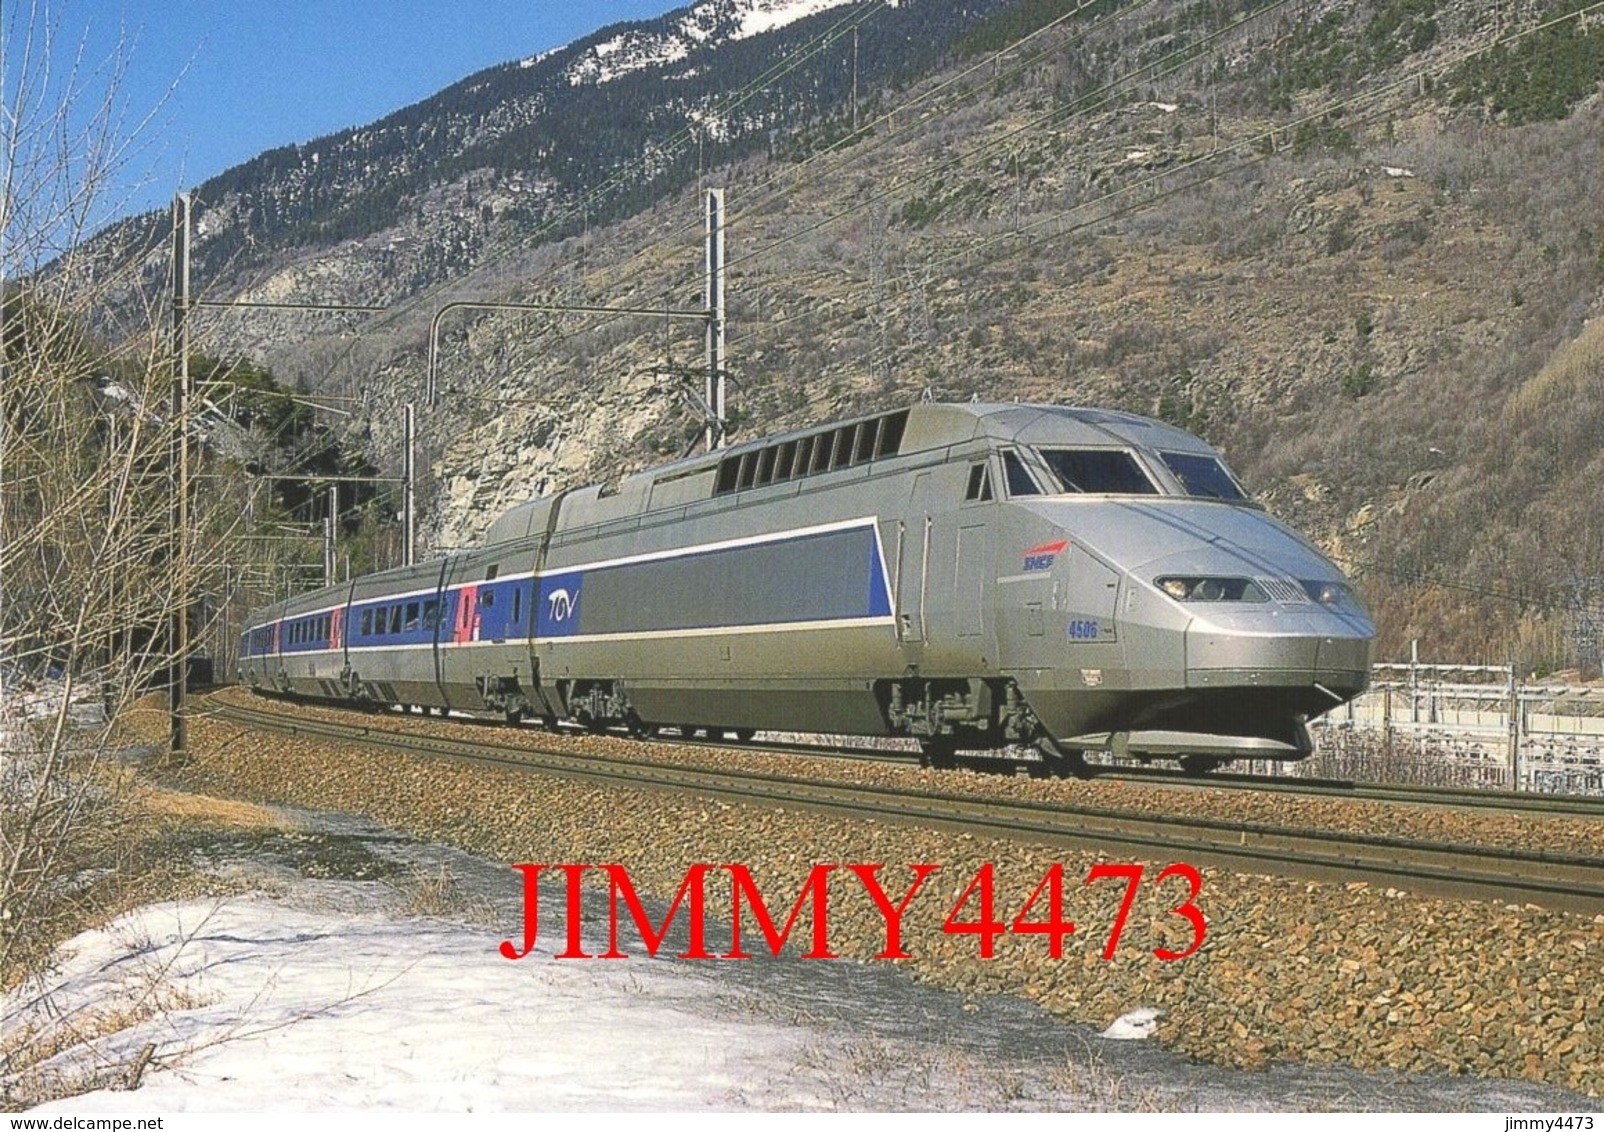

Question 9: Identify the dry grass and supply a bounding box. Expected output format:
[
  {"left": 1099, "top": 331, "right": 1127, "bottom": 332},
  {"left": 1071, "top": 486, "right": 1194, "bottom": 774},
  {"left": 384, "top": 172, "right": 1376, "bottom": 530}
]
[
  {"left": 136, "top": 786, "right": 293, "bottom": 831},
  {"left": 0, "top": 911, "right": 212, "bottom": 1110},
  {"left": 0, "top": 756, "right": 293, "bottom": 1109},
  {"left": 1505, "top": 316, "right": 1604, "bottom": 422}
]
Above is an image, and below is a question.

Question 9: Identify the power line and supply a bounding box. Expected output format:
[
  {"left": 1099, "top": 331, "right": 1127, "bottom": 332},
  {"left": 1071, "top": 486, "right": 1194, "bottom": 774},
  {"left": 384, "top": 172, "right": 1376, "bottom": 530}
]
[
  {"left": 727, "top": 1, "right": 1604, "bottom": 356},
  {"left": 290, "top": 0, "right": 894, "bottom": 396}
]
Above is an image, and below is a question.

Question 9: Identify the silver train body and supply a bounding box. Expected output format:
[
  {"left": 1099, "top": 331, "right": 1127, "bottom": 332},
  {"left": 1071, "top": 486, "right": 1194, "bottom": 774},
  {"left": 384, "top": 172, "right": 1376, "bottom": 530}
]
[{"left": 239, "top": 403, "right": 1374, "bottom": 771}]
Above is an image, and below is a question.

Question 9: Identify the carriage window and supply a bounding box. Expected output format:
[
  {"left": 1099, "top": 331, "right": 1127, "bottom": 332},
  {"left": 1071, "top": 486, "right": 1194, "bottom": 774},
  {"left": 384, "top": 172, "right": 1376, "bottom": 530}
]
[
  {"left": 485, "top": 564, "right": 499, "bottom": 580},
  {"left": 511, "top": 588, "right": 522, "bottom": 624},
  {"left": 736, "top": 452, "right": 758, "bottom": 490},
  {"left": 791, "top": 436, "right": 813, "bottom": 478},
  {"left": 876, "top": 409, "right": 908, "bottom": 456},
  {"left": 964, "top": 463, "right": 993, "bottom": 502},
  {"left": 423, "top": 600, "right": 439, "bottom": 628},
  {"left": 1159, "top": 452, "right": 1248, "bottom": 501},
  {"left": 831, "top": 425, "right": 857, "bottom": 470},
  {"left": 480, "top": 589, "right": 495, "bottom": 608},
  {"left": 362, "top": 610, "right": 373, "bottom": 635},
  {"left": 755, "top": 446, "right": 778, "bottom": 486},
  {"left": 390, "top": 606, "right": 403, "bottom": 634},
  {"left": 1002, "top": 450, "right": 1042, "bottom": 496},
  {"left": 854, "top": 419, "right": 879, "bottom": 464},
  {"left": 775, "top": 441, "right": 797, "bottom": 480},
  {"left": 404, "top": 602, "right": 420, "bottom": 631},
  {"left": 714, "top": 458, "right": 740, "bottom": 495},
  {"left": 1039, "top": 449, "right": 1158, "bottom": 495},
  {"left": 811, "top": 433, "right": 833, "bottom": 474}
]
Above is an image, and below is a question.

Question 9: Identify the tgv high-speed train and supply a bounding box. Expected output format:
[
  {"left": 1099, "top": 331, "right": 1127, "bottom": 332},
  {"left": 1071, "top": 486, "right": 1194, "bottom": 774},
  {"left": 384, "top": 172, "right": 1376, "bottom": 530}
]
[{"left": 239, "top": 403, "right": 1374, "bottom": 773}]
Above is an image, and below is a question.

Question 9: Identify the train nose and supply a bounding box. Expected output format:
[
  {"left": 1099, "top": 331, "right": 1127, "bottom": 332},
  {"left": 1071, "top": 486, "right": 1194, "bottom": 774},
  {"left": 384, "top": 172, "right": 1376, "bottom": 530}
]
[{"left": 1184, "top": 605, "right": 1372, "bottom": 697}]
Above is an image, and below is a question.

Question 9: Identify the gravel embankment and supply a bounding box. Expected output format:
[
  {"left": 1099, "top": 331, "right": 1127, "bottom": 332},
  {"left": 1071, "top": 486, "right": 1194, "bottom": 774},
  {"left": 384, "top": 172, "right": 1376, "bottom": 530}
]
[
  {"left": 145, "top": 692, "right": 1601, "bottom": 1098},
  {"left": 223, "top": 690, "right": 1604, "bottom": 859}
]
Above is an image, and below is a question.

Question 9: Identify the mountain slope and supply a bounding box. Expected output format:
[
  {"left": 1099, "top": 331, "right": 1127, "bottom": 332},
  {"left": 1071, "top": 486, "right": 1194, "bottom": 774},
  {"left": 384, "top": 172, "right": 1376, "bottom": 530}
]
[
  {"left": 95, "top": 0, "right": 1013, "bottom": 316},
  {"left": 78, "top": 0, "right": 1604, "bottom": 672}
]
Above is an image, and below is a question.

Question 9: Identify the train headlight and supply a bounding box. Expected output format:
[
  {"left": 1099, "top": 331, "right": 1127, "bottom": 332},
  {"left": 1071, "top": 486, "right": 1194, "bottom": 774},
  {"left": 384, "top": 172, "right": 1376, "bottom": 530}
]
[
  {"left": 1154, "top": 576, "right": 1267, "bottom": 602},
  {"left": 1302, "top": 580, "right": 1356, "bottom": 606},
  {"left": 1158, "top": 578, "right": 1193, "bottom": 600}
]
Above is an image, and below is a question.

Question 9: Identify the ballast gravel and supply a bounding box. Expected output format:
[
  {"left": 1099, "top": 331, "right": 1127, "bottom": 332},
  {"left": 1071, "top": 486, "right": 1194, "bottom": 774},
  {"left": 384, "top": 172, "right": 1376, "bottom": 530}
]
[{"left": 145, "top": 691, "right": 1601, "bottom": 1099}]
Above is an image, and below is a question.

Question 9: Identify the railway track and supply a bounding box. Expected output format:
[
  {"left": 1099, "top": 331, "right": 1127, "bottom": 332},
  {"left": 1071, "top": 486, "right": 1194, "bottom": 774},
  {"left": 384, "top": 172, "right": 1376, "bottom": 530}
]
[
  {"left": 267, "top": 696, "right": 1604, "bottom": 821},
  {"left": 1086, "top": 765, "right": 1604, "bottom": 819},
  {"left": 213, "top": 696, "right": 1604, "bottom": 916},
  {"left": 656, "top": 729, "right": 1604, "bottom": 819}
]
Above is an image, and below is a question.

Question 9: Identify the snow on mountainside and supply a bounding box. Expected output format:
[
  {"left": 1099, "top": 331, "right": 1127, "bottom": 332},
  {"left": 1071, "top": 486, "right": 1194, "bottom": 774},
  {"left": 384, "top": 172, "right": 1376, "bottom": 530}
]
[
  {"left": 84, "top": 0, "right": 997, "bottom": 320},
  {"left": 565, "top": 0, "right": 867, "bottom": 86}
]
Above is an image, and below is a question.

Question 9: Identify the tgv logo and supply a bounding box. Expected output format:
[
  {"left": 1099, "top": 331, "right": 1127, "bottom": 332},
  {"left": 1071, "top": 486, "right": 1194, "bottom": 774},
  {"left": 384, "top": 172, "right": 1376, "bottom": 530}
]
[{"left": 546, "top": 588, "right": 577, "bottom": 622}]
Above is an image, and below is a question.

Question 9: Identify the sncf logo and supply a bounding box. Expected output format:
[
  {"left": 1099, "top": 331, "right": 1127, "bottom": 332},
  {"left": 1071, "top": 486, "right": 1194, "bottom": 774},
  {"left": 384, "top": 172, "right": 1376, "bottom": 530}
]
[{"left": 1022, "top": 539, "right": 1068, "bottom": 572}]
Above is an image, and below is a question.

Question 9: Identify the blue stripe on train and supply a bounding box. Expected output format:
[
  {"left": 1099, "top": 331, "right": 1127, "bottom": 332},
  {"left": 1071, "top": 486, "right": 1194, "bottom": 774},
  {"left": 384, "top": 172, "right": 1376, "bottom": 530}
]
[{"left": 538, "top": 525, "right": 890, "bottom": 638}]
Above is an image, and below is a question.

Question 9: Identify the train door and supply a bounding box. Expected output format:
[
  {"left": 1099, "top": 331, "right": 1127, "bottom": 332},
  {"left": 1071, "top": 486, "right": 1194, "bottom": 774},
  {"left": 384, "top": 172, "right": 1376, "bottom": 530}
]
[
  {"left": 429, "top": 558, "right": 451, "bottom": 704},
  {"left": 953, "top": 457, "right": 998, "bottom": 657},
  {"left": 956, "top": 524, "right": 990, "bottom": 638},
  {"left": 897, "top": 472, "right": 939, "bottom": 647}
]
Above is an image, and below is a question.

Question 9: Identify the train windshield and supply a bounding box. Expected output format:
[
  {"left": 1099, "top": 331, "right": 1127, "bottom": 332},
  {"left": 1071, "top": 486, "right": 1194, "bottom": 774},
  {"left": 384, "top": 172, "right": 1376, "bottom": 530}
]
[
  {"left": 1159, "top": 452, "right": 1248, "bottom": 501},
  {"left": 1037, "top": 449, "right": 1159, "bottom": 495}
]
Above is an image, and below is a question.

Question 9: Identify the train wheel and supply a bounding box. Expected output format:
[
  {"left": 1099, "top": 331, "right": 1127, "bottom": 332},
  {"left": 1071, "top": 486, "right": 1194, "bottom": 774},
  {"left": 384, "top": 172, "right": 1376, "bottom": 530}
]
[
  {"left": 1180, "top": 755, "right": 1224, "bottom": 776},
  {"left": 733, "top": 728, "right": 756, "bottom": 742},
  {"left": 505, "top": 708, "right": 524, "bottom": 725}
]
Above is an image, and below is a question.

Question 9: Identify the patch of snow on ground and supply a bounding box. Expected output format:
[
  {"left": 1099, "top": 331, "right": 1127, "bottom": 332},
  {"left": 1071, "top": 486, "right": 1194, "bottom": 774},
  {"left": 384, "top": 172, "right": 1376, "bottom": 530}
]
[
  {"left": 1100, "top": 1008, "right": 1163, "bottom": 1041},
  {"left": 14, "top": 805, "right": 1600, "bottom": 1113},
  {"left": 21, "top": 897, "right": 842, "bottom": 1111}
]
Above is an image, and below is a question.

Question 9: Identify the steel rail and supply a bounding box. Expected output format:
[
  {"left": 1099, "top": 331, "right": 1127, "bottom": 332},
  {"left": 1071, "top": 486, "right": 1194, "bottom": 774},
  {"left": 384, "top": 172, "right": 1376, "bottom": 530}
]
[
  {"left": 213, "top": 698, "right": 1604, "bottom": 916},
  {"left": 643, "top": 729, "right": 1604, "bottom": 819},
  {"left": 1070, "top": 766, "right": 1604, "bottom": 818}
]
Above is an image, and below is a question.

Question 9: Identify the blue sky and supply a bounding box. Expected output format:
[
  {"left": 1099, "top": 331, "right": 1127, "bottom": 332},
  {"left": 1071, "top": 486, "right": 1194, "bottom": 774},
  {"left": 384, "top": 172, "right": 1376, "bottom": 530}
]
[{"left": 7, "top": 1, "right": 682, "bottom": 228}]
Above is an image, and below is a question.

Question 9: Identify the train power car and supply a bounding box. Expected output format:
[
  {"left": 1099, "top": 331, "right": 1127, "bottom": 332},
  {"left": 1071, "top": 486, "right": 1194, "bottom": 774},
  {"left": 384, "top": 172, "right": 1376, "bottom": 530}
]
[{"left": 239, "top": 402, "right": 1374, "bottom": 774}]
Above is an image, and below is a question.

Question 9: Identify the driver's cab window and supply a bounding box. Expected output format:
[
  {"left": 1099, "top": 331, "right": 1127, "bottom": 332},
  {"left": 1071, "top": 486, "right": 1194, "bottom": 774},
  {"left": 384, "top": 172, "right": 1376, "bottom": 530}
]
[{"left": 964, "top": 462, "right": 993, "bottom": 502}]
